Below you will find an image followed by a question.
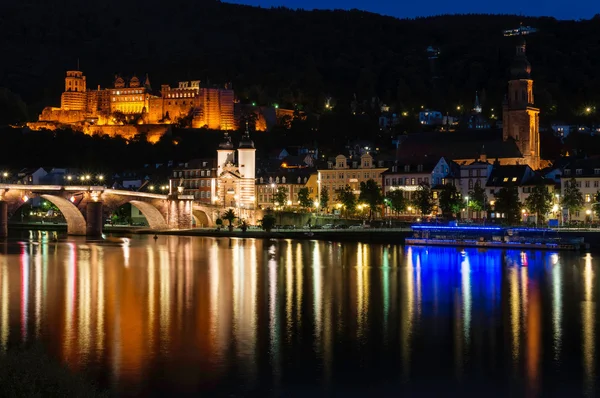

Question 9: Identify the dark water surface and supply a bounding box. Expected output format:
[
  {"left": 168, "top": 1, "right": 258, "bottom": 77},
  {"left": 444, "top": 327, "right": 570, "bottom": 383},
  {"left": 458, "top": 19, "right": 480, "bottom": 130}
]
[{"left": 0, "top": 231, "right": 598, "bottom": 397}]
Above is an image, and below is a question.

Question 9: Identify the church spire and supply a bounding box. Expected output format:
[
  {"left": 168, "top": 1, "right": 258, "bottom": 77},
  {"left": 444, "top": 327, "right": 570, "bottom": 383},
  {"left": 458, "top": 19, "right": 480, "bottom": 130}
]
[
  {"left": 239, "top": 121, "right": 255, "bottom": 149},
  {"left": 473, "top": 91, "right": 482, "bottom": 114}
]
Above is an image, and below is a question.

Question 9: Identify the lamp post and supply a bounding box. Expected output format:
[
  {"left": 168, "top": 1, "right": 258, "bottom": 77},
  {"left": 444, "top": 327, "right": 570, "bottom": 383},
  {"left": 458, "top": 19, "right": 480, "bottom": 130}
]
[{"left": 465, "top": 196, "right": 470, "bottom": 222}]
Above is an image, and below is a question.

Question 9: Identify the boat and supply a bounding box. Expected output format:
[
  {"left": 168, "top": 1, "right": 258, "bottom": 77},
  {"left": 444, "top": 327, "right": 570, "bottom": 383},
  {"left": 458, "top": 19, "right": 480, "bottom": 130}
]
[{"left": 405, "top": 223, "right": 585, "bottom": 251}]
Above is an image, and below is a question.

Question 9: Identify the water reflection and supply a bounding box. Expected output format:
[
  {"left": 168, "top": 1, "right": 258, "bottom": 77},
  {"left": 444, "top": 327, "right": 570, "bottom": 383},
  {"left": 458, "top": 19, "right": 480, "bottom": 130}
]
[{"left": 0, "top": 236, "right": 599, "bottom": 395}]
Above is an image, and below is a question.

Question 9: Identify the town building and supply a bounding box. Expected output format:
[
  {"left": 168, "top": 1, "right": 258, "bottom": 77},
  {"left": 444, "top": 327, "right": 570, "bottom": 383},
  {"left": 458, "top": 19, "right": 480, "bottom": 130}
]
[
  {"left": 560, "top": 158, "right": 600, "bottom": 221},
  {"left": 255, "top": 172, "right": 311, "bottom": 209},
  {"left": 317, "top": 153, "right": 388, "bottom": 210},
  {"left": 215, "top": 129, "right": 256, "bottom": 211},
  {"left": 170, "top": 159, "right": 218, "bottom": 203},
  {"left": 396, "top": 41, "right": 542, "bottom": 170}
]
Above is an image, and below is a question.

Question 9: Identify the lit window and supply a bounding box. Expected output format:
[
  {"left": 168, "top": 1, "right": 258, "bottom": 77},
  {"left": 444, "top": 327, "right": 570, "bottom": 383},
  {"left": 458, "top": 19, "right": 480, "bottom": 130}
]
[
  {"left": 503, "top": 178, "right": 508, "bottom": 182},
  {"left": 512, "top": 177, "right": 517, "bottom": 182},
  {"left": 586, "top": 194, "right": 591, "bottom": 202}
]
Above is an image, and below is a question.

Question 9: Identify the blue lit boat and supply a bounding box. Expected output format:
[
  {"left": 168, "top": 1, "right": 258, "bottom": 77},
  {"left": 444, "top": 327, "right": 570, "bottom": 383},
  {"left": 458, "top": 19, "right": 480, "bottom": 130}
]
[{"left": 405, "top": 224, "right": 584, "bottom": 251}]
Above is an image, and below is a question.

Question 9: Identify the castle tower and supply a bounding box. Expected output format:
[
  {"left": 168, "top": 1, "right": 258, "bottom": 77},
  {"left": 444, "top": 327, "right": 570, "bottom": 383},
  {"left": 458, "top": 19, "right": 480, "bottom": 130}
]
[
  {"left": 502, "top": 40, "right": 540, "bottom": 169},
  {"left": 61, "top": 70, "right": 87, "bottom": 111},
  {"left": 237, "top": 125, "right": 257, "bottom": 208}
]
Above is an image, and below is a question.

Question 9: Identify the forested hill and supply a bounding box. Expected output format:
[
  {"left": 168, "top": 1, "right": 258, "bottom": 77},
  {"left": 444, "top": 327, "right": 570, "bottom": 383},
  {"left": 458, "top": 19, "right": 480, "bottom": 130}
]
[{"left": 1, "top": 0, "right": 600, "bottom": 124}]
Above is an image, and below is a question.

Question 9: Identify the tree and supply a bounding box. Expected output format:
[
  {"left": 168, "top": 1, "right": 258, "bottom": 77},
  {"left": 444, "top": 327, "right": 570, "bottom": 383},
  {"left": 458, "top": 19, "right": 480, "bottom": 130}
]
[
  {"left": 468, "top": 182, "right": 487, "bottom": 213},
  {"left": 594, "top": 191, "right": 600, "bottom": 218},
  {"left": 438, "top": 183, "right": 462, "bottom": 219},
  {"left": 273, "top": 186, "right": 288, "bottom": 208},
  {"left": 319, "top": 187, "right": 329, "bottom": 211},
  {"left": 412, "top": 183, "right": 434, "bottom": 216},
  {"left": 337, "top": 185, "right": 357, "bottom": 217},
  {"left": 385, "top": 190, "right": 407, "bottom": 215},
  {"left": 494, "top": 185, "right": 521, "bottom": 224},
  {"left": 524, "top": 183, "right": 553, "bottom": 224},
  {"left": 358, "top": 179, "right": 383, "bottom": 220},
  {"left": 259, "top": 212, "right": 277, "bottom": 232},
  {"left": 297, "top": 187, "right": 313, "bottom": 210},
  {"left": 561, "top": 177, "right": 584, "bottom": 221},
  {"left": 222, "top": 209, "right": 237, "bottom": 231}
]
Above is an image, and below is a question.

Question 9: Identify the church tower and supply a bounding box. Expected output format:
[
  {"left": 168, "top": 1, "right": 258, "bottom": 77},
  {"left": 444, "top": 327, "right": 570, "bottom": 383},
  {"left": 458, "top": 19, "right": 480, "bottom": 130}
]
[
  {"left": 217, "top": 131, "right": 235, "bottom": 173},
  {"left": 502, "top": 40, "right": 540, "bottom": 169}
]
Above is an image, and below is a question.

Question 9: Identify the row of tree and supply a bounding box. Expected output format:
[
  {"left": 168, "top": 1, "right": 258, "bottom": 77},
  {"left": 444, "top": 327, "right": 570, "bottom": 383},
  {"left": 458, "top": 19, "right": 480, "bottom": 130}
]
[{"left": 403, "top": 177, "right": 597, "bottom": 224}]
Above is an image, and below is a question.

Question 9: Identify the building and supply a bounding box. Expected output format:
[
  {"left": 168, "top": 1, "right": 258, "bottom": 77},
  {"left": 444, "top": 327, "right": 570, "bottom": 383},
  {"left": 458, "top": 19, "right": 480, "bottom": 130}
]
[
  {"left": 560, "top": 158, "right": 600, "bottom": 221},
  {"left": 255, "top": 172, "right": 311, "bottom": 209},
  {"left": 317, "top": 153, "right": 388, "bottom": 210},
  {"left": 215, "top": 128, "right": 256, "bottom": 211},
  {"left": 396, "top": 41, "right": 542, "bottom": 170},
  {"left": 170, "top": 159, "right": 218, "bottom": 203},
  {"left": 502, "top": 40, "right": 540, "bottom": 170},
  {"left": 31, "top": 70, "right": 235, "bottom": 138}
]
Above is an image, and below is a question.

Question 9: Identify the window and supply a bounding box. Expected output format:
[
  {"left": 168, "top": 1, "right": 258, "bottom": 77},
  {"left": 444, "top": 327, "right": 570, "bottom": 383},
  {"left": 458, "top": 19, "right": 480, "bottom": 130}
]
[
  {"left": 564, "top": 169, "right": 571, "bottom": 175},
  {"left": 339, "top": 173, "right": 344, "bottom": 179},
  {"left": 575, "top": 211, "right": 580, "bottom": 217},
  {"left": 586, "top": 194, "right": 591, "bottom": 202},
  {"left": 433, "top": 191, "right": 438, "bottom": 199},
  {"left": 595, "top": 181, "right": 599, "bottom": 188},
  {"left": 200, "top": 180, "right": 205, "bottom": 187},
  {"left": 585, "top": 181, "right": 590, "bottom": 188},
  {"left": 468, "top": 170, "right": 473, "bottom": 177},
  {"left": 411, "top": 178, "right": 416, "bottom": 185},
  {"left": 424, "top": 177, "right": 429, "bottom": 184},
  {"left": 386, "top": 178, "right": 390, "bottom": 186},
  {"left": 417, "top": 165, "right": 423, "bottom": 172},
  {"left": 576, "top": 169, "right": 582, "bottom": 175},
  {"left": 503, "top": 178, "right": 508, "bottom": 182},
  {"left": 512, "top": 177, "right": 517, "bottom": 182},
  {"left": 404, "top": 165, "right": 410, "bottom": 172},
  {"left": 468, "top": 179, "right": 473, "bottom": 189},
  {"left": 364, "top": 173, "right": 369, "bottom": 179},
  {"left": 391, "top": 178, "right": 396, "bottom": 186},
  {"left": 417, "top": 178, "right": 422, "bottom": 184},
  {"left": 577, "top": 182, "right": 582, "bottom": 188},
  {"left": 595, "top": 169, "right": 600, "bottom": 175}
]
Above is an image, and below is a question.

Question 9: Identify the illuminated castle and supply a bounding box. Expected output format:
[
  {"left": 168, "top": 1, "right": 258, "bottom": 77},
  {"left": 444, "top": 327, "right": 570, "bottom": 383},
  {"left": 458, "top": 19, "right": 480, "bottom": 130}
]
[{"left": 36, "top": 70, "right": 235, "bottom": 131}]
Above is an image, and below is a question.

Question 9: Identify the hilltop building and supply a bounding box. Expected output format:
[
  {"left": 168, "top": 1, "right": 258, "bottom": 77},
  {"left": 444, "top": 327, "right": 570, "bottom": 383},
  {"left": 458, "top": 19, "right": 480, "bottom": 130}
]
[{"left": 31, "top": 70, "right": 236, "bottom": 139}]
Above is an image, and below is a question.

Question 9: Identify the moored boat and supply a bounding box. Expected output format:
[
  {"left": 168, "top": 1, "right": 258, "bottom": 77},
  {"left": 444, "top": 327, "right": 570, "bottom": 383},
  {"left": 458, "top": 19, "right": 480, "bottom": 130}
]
[{"left": 405, "top": 224, "right": 585, "bottom": 251}]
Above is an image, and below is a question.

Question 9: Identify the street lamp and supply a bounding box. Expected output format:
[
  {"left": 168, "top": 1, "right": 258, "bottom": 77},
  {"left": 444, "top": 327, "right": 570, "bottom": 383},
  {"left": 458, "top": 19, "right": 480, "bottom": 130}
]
[{"left": 465, "top": 196, "right": 470, "bottom": 222}]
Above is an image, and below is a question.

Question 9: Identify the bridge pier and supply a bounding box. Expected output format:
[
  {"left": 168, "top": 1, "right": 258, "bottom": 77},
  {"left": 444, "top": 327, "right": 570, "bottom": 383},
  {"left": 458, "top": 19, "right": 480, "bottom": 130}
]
[
  {"left": 167, "top": 198, "right": 193, "bottom": 230},
  {"left": 0, "top": 201, "right": 7, "bottom": 238},
  {"left": 86, "top": 201, "right": 103, "bottom": 237}
]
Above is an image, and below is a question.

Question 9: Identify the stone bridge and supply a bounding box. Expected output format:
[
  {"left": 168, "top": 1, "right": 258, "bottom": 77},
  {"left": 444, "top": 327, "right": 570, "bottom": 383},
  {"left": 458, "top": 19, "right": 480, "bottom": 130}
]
[{"left": 0, "top": 184, "right": 217, "bottom": 237}]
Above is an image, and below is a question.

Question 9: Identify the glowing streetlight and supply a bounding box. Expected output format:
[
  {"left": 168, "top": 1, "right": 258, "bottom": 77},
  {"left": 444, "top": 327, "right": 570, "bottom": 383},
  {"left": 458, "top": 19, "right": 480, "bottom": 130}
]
[
  {"left": 2, "top": 172, "right": 7, "bottom": 178},
  {"left": 149, "top": 185, "right": 155, "bottom": 191},
  {"left": 98, "top": 175, "right": 104, "bottom": 181}
]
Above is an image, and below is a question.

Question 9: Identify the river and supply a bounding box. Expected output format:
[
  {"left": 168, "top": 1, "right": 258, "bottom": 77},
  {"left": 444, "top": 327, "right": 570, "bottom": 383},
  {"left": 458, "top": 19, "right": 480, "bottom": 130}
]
[{"left": 0, "top": 231, "right": 598, "bottom": 396}]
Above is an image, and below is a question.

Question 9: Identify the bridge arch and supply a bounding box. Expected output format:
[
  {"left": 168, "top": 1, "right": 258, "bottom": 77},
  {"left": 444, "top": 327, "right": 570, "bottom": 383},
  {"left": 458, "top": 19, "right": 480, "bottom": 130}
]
[
  {"left": 129, "top": 200, "right": 168, "bottom": 230},
  {"left": 40, "top": 194, "right": 87, "bottom": 235},
  {"left": 192, "top": 209, "right": 214, "bottom": 228}
]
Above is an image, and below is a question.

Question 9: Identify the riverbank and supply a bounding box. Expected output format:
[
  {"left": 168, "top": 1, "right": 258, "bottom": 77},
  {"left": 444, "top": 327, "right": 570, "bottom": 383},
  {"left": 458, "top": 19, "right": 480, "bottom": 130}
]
[
  {"left": 145, "top": 228, "right": 414, "bottom": 244},
  {"left": 140, "top": 227, "right": 600, "bottom": 249}
]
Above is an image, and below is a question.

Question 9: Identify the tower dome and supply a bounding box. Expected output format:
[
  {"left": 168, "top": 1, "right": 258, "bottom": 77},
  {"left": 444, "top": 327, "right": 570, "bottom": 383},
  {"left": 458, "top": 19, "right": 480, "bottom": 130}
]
[
  {"left": 238, "top": 123, "right": 255, "bottom": 149},
  {"left": 510, "top": 40, "right": 531, "bottom": 79},
  {"left": 219, "top": 132, "right": 234, "bottom": 150}
]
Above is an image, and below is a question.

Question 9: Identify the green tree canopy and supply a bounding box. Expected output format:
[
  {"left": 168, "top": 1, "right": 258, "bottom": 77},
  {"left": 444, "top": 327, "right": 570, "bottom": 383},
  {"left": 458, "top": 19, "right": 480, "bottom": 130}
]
[
  {"left": 524, "top": 183, "right": 553, "bottom": 224},
  {"left": 385, "top": 190, "right": 407, "bottom": 214},
  {"left": 494, "top": 184, "right": 521, "bottom": 224},
  {"left": 561, "top": 177, "right": 584, "bottom": 220},
  {"left": 222, "top": 209, "right": 237, "bottom": 226},
  {"left": 358, "top": 179, "right": 383, "bottom": 220},
  {"left": 438, "top": 183, "right": 462, "bottom": 219},
  {"left": 319, "top": 186, "right": 329, "bottom": 210},
  {"left": 297, "top": 187, "right": 313, "bottom": 210},
  {"left": 337, "top": 185, "right": 357, "bottom": 217},
  {"left": 412, "top": 183, "right": 434, "bottom": 216},
  {"left": 468, "top": 182, "right": 487, "bottom": 213},
  {"left": 273, "top": 186, "right": 288, "bottom": 207}
]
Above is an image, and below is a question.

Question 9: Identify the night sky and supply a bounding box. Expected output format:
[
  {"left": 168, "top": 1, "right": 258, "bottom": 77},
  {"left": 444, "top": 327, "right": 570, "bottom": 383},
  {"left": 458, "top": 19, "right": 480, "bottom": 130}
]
[{"left": 227, "top": 0, "right": 597, "bottom": 20}]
